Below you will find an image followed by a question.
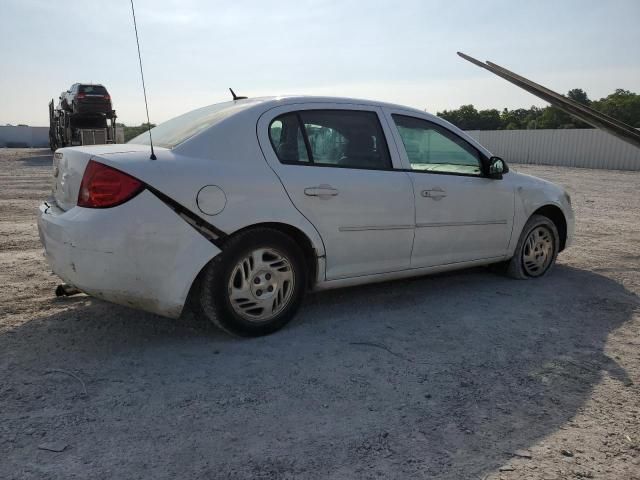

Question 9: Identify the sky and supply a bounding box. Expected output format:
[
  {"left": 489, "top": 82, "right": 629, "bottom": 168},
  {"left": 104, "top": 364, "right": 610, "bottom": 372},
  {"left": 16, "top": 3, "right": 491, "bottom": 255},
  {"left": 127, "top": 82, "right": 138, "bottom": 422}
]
[{"left": 2, "top": 0, "right": 639, "bottom": 126}]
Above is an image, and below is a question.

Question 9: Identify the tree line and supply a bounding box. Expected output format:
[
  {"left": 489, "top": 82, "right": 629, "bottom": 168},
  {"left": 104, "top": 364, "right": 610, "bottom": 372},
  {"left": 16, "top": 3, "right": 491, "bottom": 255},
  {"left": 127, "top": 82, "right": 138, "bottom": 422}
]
[
  {"left": 436, "top": 88, "right": 640, "bottom": 130},
  {"left": 118, "top": 123, "right": 156, "bottom": 142}
]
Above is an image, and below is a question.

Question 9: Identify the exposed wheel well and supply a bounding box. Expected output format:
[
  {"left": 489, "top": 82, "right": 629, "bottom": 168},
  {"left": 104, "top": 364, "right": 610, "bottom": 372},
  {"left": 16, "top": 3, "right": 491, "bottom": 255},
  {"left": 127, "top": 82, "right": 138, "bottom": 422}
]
[
  {"left": 224, "top": 223, "right": 319, "bottom": 289},
  {"left": 532, "top": 205, "right": 567, "bottom": 251}
]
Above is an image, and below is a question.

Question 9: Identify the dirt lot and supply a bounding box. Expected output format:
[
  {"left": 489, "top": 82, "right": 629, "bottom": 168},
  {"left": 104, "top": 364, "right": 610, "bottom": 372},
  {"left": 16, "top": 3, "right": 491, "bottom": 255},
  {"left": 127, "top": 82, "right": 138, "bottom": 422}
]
[{"left": 1, "top": 148, "right": 639, "bottom": 479}]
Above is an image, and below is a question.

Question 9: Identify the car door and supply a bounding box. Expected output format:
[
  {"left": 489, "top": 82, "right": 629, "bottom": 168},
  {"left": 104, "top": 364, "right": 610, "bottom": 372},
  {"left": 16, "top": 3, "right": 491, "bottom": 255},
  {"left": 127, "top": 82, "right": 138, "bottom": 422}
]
[
  {"left": 257, "top": 104, "right": 415, "bottom": 280},
  {"left": 383, "top": 109, "right": 515, "bottom": 267}
]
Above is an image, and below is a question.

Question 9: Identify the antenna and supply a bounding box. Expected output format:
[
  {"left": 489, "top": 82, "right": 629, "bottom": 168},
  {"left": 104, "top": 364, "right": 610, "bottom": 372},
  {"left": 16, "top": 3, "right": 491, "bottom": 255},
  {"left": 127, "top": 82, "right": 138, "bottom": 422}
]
[
  {"left": 130, "top": 0, "right": 156, "bottom": 160},
  {"left": 229, "top": 88, "right": 248, "bottom": 101}
]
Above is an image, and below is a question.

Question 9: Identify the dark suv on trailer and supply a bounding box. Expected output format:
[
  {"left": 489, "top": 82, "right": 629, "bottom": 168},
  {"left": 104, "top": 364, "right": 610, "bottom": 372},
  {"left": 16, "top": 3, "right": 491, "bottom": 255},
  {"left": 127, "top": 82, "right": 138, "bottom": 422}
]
[{"left": 59, "top": 84, "right": 112, "bottom": 114}]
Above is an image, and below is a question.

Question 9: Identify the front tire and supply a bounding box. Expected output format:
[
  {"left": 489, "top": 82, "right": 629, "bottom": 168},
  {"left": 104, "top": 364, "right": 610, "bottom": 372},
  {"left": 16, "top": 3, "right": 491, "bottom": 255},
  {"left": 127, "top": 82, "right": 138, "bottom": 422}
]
[
  {"left": 197, "top": 228, "right": 307, "bottom": 337},
  {"left": 505, "top": 214, "right": 559, "bottom": 279}
]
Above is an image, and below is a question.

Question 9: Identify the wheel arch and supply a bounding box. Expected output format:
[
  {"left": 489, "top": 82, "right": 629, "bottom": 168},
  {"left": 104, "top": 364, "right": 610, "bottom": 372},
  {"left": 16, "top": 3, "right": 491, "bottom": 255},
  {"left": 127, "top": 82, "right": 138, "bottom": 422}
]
[
  {"left": 187, "top": 221, "right": 321, "bottom": 304},
  {"left": 531, "top": 204, "right": 567, "bottom": 251}
]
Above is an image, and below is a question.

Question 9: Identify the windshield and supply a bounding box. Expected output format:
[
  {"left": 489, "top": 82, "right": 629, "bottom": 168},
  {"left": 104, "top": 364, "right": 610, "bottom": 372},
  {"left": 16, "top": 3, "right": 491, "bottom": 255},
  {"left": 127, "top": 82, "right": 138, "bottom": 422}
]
[{"left": 128, "top": 101, "right": 250, "bottom": 149}]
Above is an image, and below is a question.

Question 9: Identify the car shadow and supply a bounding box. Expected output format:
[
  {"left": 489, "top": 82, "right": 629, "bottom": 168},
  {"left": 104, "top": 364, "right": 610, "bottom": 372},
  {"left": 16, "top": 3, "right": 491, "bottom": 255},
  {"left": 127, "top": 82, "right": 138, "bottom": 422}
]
[
  {"left": 17, "top": 154, "right": 53, "bottom": 167},
  {"left": 1, "top": 265, "right": 637, "bottom": 479}
]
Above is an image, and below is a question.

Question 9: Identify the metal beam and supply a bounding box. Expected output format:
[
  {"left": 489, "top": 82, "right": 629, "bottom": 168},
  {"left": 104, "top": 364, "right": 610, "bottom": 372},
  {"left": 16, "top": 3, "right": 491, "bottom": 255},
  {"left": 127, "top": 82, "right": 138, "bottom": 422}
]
[{"left": 457, "top": 52, "right": 640, "bottom": 150}]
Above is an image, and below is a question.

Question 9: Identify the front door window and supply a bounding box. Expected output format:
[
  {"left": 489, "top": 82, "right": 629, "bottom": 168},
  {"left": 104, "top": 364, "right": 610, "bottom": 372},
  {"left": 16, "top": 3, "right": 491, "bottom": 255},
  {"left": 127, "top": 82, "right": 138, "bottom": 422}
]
[{"left": 393, "top": 114, "right": 483, "bottom": 176}]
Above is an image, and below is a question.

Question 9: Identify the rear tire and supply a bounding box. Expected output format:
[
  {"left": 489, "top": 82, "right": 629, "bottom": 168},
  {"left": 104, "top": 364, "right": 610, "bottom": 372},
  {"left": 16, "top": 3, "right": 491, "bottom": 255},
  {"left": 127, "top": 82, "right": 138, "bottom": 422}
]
[
  {"left": 197, "top": 228, "right": 307, "bottom": 337},
  {"left": 504, "top": 214, "right": 559, "bottom": 279}
]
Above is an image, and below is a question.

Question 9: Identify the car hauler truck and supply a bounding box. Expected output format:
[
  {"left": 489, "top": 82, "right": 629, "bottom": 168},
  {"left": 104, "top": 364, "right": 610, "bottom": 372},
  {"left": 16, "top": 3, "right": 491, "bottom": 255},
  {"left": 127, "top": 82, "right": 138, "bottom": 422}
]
[{"left": 48, "top": 94, "right": 121, "bottom": 150}]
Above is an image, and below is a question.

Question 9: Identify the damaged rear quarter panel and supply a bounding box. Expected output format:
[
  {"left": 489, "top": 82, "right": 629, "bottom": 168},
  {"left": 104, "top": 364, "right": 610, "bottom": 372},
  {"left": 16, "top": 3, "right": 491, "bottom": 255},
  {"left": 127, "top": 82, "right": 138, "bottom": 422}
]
[
  {"left": 39, "top": 189, "right": 221, "bottom": 318},
  {"left": 94, "top": 112, "right": 326, "bottom": 259}
]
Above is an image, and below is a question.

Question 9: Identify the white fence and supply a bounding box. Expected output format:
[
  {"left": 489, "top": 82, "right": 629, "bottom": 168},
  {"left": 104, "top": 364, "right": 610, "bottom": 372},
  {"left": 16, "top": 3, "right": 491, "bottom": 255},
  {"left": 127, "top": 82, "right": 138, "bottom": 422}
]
[
  {"left": 0, "top": 125, "right": 125, "bottom": 148},
  {"left": 466, "top": 129, "right": 640, "bottom": 171},
  {"left": 0, "top": 126, "right": 49, "bottom": 148}
]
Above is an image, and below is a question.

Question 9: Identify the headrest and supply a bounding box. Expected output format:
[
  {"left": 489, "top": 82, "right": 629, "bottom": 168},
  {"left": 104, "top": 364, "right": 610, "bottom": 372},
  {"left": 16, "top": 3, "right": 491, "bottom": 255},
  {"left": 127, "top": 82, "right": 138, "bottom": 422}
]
[{"left": 346, "top": 132, "right": 374, "bottom": 156}]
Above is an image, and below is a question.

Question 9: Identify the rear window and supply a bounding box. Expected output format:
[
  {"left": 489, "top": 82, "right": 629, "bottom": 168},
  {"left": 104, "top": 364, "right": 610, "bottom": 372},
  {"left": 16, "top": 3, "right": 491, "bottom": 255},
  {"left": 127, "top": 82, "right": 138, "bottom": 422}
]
[
  {"left": 80, "top": 85, "right": 108, "bottom": 95},
  {"left": 128, "top": 101, "right": 249, "bottom": 149}
]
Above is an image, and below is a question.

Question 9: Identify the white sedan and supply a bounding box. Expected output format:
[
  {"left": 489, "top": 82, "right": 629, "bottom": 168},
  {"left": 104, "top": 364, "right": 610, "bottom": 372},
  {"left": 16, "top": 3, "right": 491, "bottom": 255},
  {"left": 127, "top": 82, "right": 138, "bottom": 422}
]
[{"left": 38, "top": 96, "right": 574, "bottom": 336}]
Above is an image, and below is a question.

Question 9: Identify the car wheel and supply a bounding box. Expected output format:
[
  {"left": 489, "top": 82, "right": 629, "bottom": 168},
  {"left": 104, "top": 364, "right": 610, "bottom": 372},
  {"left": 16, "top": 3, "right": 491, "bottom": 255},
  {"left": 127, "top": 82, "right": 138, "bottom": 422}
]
[
  {"left": 198, "top": 228, "right": 307, "bottom": 337},
  {"left": 504, "top": 214, "right": 559, "bottom": 279}
]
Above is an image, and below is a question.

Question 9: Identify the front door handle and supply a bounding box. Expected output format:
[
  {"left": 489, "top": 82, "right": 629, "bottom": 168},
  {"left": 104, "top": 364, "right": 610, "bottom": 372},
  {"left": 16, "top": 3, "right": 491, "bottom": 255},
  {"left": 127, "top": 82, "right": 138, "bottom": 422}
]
[
  {"left": 421, "top": 188, "right": 447, "bottom": 200},
  {"left": 304, "top": 185, "right": 339, "bottom": 199}
]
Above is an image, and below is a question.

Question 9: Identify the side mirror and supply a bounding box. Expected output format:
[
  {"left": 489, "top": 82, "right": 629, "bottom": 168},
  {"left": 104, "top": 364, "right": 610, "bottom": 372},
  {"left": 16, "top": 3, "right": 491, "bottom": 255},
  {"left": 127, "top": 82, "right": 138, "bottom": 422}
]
[{"left": 487, "top": 156, "right": 508, "bottom": 179}]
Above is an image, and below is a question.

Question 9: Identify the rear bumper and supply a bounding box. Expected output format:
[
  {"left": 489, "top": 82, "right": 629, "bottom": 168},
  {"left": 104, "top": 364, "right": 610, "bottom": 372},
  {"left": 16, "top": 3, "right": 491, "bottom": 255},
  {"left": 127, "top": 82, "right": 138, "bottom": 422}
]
[{"left": 37, "top": 190, "right": 221, "bottom": 318}]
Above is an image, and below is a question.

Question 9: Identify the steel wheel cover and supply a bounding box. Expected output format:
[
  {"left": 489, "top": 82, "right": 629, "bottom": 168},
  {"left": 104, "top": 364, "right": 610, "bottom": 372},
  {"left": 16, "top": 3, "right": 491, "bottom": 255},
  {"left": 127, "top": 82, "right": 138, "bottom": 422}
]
[
  {"left": 227, "top": 248, "right": 295, "bottom": 322},
  {"left": 522, "top": 225, "right": 554, "bottom": 276}
]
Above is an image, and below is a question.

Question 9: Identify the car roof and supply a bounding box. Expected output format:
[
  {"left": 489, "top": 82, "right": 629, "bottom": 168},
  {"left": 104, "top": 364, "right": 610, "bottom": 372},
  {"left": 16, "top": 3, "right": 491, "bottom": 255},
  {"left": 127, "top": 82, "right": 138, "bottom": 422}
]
[
  {"left": 71, "top": 83, "right": 106, "bottom": 87},
  {"left": 234, "top": 95, "right": 430, "bottom": 116},
  {"left": 130, "top": 93, "right": 492, "bottom": 158}
]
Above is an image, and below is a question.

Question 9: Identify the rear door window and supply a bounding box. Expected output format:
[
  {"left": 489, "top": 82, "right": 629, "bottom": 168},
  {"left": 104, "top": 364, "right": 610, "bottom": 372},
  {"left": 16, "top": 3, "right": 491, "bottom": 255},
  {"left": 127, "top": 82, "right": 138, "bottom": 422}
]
[
  {"left": 269, "top": 110, "right": 391, "bottom": 170},
  {"left": 269, "top": 114, "right": 309, "bottom": 163}
]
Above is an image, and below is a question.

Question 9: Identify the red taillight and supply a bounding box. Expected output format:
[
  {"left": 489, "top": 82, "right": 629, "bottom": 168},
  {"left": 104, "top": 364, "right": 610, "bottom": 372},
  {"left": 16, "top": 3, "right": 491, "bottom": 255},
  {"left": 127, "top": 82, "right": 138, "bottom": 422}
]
[
  {"left": 78, "top": 160, "right": 144, "bottom": 208},
  {"left": 77, "top": 93, "right": 86, "bottom": 99},
  {"left": 104, "top": 94, "right": 110, "bottom": 100}
]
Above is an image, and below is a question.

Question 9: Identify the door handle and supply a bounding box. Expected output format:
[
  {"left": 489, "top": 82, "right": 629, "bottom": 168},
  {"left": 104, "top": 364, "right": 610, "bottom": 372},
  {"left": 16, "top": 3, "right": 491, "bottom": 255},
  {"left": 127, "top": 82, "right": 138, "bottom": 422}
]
[
  {"left": 304, "top": 185, "right": 339, "bottom": 199},
  {"left": 421, "top": 188, "right": 447, "bottom": 200}
]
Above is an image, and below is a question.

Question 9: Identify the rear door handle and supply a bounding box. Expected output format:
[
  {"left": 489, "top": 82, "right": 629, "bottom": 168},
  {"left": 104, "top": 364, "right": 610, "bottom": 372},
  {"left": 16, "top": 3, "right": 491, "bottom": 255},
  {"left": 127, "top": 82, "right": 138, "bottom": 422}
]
[
  {"left": 421, "top": 188, "right": 447, "bottom": 200},
  {"left": 304, "top": 185, "right": 339, "bottom": 199}
]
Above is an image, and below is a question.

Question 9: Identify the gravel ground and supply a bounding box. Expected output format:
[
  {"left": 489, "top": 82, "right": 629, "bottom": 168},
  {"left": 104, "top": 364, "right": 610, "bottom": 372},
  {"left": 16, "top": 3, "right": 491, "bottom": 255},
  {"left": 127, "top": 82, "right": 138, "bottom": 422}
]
[{"left": 1, "top": 148, "right": 639, "bottom": 480}]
